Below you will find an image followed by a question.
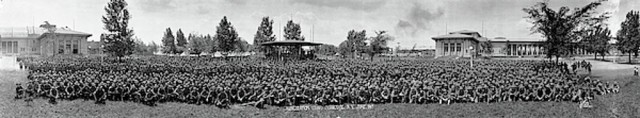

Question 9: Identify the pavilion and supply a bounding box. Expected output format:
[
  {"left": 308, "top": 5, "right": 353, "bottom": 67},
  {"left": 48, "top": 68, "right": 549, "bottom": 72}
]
[{"left": 259, "top": 40, "right": 323, "bottom": 60}]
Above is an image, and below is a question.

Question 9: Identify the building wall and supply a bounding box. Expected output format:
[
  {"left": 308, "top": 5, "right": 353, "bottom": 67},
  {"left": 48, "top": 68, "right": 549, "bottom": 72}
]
[
  {"left": 488, "top": 41, "right": 545, "bottom": 56},
  {"left": 1, "top": 34, "right": 89, "bottom": 56},
  {"left": 0, "top": 37, "right": 39, "bottom": 55},
  {"left": 435, "top": 38, "right": 478, "bottom": 57}
]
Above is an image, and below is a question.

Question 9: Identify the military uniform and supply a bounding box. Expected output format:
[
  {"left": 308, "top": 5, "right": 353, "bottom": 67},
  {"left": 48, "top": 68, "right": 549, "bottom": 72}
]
[{"left": 15, "top": 83, "right": 24, "bottom": 99}]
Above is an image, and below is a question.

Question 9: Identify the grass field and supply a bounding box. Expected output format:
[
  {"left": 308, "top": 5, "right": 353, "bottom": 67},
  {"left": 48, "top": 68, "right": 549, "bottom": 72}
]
[{"left": 0, "top": 59, "right": 638, "bottom": 118}]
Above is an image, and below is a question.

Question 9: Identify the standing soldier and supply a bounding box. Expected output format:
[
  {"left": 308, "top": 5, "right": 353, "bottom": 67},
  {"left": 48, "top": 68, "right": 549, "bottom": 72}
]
[
  {"left": 634, "top": 67, "right": 638, "bottom": 76},
  {"left": 15, "top": 83, "right": 24, "bottom": 100},
  {"left": 586, "top": 62, "right": 592, "bottom": 73}
]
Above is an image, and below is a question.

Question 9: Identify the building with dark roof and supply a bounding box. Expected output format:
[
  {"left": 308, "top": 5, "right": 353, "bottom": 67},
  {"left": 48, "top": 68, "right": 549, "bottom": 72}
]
[{"left": 0, "top": 24, "right": 92, "bottom": 56}]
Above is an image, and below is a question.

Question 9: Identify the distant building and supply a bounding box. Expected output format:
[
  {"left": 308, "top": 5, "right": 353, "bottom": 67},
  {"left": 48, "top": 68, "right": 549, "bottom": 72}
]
[
  {"left": 431, "top": 30, "right": 483, "bottom": 57},
  {"left": 489, "top": 37, "right": 546, "bottom": 57},
  {"left": 0, "top": 23, "right": 92, "bottom": 56},
  {"left": 396, "top": 48, "right": 436, "bottom": 56},
  {"left": 432, "top": 30, "right": 605, "bottom": 58}
]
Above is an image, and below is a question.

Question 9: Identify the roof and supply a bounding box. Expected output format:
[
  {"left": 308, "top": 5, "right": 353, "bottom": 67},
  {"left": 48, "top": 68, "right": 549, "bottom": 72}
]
[
  {"left": 0, "top": 27, "right": 92, "bottom": 38},
  {"left": 490, "top": 37, "right": 544, "bottom": 43},
  {"left": 477, "top": 37, "right": 489, "bottom": 42},
  {"left": 450, "top": 30, "right": 478, "bottom": 34},
  {"left": 40, "top": 27, "right": 92, "bottom": 36},
  {"left": 259, "top": 40, "right": 323, "bottom": 46},
  {"left": 431, "top": 33, "right": 475, "bottom": 39}
]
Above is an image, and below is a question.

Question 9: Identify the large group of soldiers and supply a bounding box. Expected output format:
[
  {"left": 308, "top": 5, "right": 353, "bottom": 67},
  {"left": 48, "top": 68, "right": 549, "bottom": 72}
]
[{"left": 14, "top": 56, "right": 619, "bottom": 108}]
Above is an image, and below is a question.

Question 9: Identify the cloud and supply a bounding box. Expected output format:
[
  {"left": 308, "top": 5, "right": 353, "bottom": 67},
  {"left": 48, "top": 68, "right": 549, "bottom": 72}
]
[
  {"left": 290, "top": 0, "right": 386, "bottom": 11},
  {"left": 225, "top": 0, "right": 248, "bottom": 5},
  {"left": 395, "top": 3, "right": 444, "bottom": 37},
  {"left": 138, "top": 0, "right": 176, "bottom": 13},
  {"left": 196, "top": 6, "right": 210, "bottom": 15}
]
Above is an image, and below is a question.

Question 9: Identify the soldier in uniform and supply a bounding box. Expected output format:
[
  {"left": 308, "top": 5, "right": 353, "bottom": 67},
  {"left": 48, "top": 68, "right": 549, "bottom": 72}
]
[
  {"left": 217, "top": 88, "right": 230, "bottom": 108},
  {"left": 634, "top": 67, "right": 638, "bottom": 76},
  {"left": 49, "top": 82, "right": 60, "bottom": 104},
  {"left": 144, "top": 86, "right": 157, "bottom": 106},
  {"left": 94, "top": 84, "right": 107, "bottom": 104},
  {"left": 15, "top": 83, "right": 24, "bottom": 100}
]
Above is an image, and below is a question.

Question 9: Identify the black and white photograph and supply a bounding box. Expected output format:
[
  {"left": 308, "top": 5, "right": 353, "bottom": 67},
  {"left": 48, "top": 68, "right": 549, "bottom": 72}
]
[{"left": 0, "top": 0, "right": 639, "bottom": 117}]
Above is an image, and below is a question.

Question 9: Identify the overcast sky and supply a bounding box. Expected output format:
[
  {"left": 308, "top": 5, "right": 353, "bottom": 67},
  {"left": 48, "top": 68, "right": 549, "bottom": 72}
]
[{"left": 0, "top": 0, "right": 636, "bottom": 49}]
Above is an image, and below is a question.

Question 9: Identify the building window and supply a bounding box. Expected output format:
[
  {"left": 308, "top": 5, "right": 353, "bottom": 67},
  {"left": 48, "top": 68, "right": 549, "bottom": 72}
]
[
  {"left": 59, "top": 44, "right": 64, "bottom": 54},
  {"left": 73, "top": 44, "right": 78, "bottom": 54},
  {"left": 456, "top": 43, "right": 462, "bottom": 53},
  {"left": 1, "top": 41, "right": 6, "bottom": 53},
  {"left": 443, "top": 43, "right": 449, "bottom": 55},
  {"left": 7, "top": 41, "right": 13, "bottom": 53},
  {"left": 13, "top": 41, "right": 18, "bottom": 53}
]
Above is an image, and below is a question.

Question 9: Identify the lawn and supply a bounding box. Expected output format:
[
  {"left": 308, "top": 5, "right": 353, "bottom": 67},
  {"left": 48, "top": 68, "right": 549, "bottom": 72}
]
[{"left": 0, "top": 60, "right": 638, "bottom": 118}]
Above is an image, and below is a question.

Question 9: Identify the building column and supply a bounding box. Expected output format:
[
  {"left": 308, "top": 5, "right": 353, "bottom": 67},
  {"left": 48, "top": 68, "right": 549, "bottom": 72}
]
[
  {"left": 516, "top": 44, "right": 519, "bottom": 56},
  {"left": 515, "top": 44, "right": 519, "bottom": 56},
  {"left": 537, "top": 45, "right": 541, "bottom": 55},
  {"left": 527, "top": 44, "right": 531, "bottom": 55},
  {"left": 510, "top": 44, "right": 513, "bottom": 56},
  {"left": 522, "top": 44, "right": 529, "bottom": 56},
  {"left": 524, "top": 44, "right": 528, "bottom": 56},
  {"left": 507, "top": 44, "right": 513, "bottom": 56},
  {"left": 512, "top": 44, "right": 516, "bottom": 56}
]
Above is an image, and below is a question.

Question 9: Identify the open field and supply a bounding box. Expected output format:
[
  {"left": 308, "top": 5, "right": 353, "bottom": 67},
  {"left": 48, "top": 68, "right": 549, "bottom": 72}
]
[{"left": 0, "top": 58, "right": 638, "bottom": 118}]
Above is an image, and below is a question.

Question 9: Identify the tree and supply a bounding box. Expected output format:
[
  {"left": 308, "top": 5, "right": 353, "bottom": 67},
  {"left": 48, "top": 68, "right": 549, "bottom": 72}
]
[
  {"left": 617, "top": 11, "right": 640, "bottom": 63},
  {"left": 187, "top": 33, "right": 205, "bottom": 54},
  {"left": 581, "top": 25, "right": 611, "bottom": 60},
  {"left": 316, "top": 44, "right": 338, "bottom": 55},
  {"left": 338, "top": 41, "right": 351, "bottom": 58},
  {"left": 39, "top": 21, "right": 57, "bottom": 56},
  {"left": 215, "top": 16, "right": 239, "bottom": 57},
  {"left": 284, "top": 20, "right": 304, "bottom": 41},
  {"left": 253, "top": 17, "right": 276, "bottom": 54},
  {"left": 480, "top": 40, "right": 493, "bottom": 55},
  {"left": 132, "top": 37, "right": 154, "bottom": 55},
  {"left": 235, "top": 38, "right": 251, "bottom": 52},
  {"left": 283, "top": 20, "right": 305, "bottom": 56},
  {"left": 175, "top": 29, "right": 187, "bottom": 54},
  {"left": 161, "top": 28, "right": 176, "bottom": 54},
  {"left": 148, "top": 41, "right": 159, "bottom": 54},
  {"left": 523, "top": 1, "right": 608, "bottom": 63},
  {"left": 205, "top": 34, "right": 218, "bottom": 54},
  {"left": 338, "top": 30, "right": 368, "bottom": 58},
  {"left": 591, "top": 26, "right": 612, "bottom": 60},
  {"left": 101, "top": 0, "right": 135, "bottom": 59},
  {"left": 501, "top": 40, "right": 511, "bottom": 56},
  {"left": 367, "top": 31, "right": 394, "bottom": 60}
]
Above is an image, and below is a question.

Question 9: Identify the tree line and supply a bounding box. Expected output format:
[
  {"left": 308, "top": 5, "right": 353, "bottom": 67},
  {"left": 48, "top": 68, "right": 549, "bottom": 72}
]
[
  {"left": 337, "top": 30, "right": 394, "bottom": 60},
  {"left": 98, "top": 0, "right": 394, "bottom": 59},
  {"left": 524, "top": 0, "right": 640, "bottom": 63}
]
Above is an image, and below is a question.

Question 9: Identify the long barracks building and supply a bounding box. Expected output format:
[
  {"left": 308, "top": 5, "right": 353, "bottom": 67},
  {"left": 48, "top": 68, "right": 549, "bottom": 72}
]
[
  {"left": 432, "top": 30, "right": 596, "bottom": 58},
  {"left": 0, "top": 24, "right": 92, "bottom": 56}
]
